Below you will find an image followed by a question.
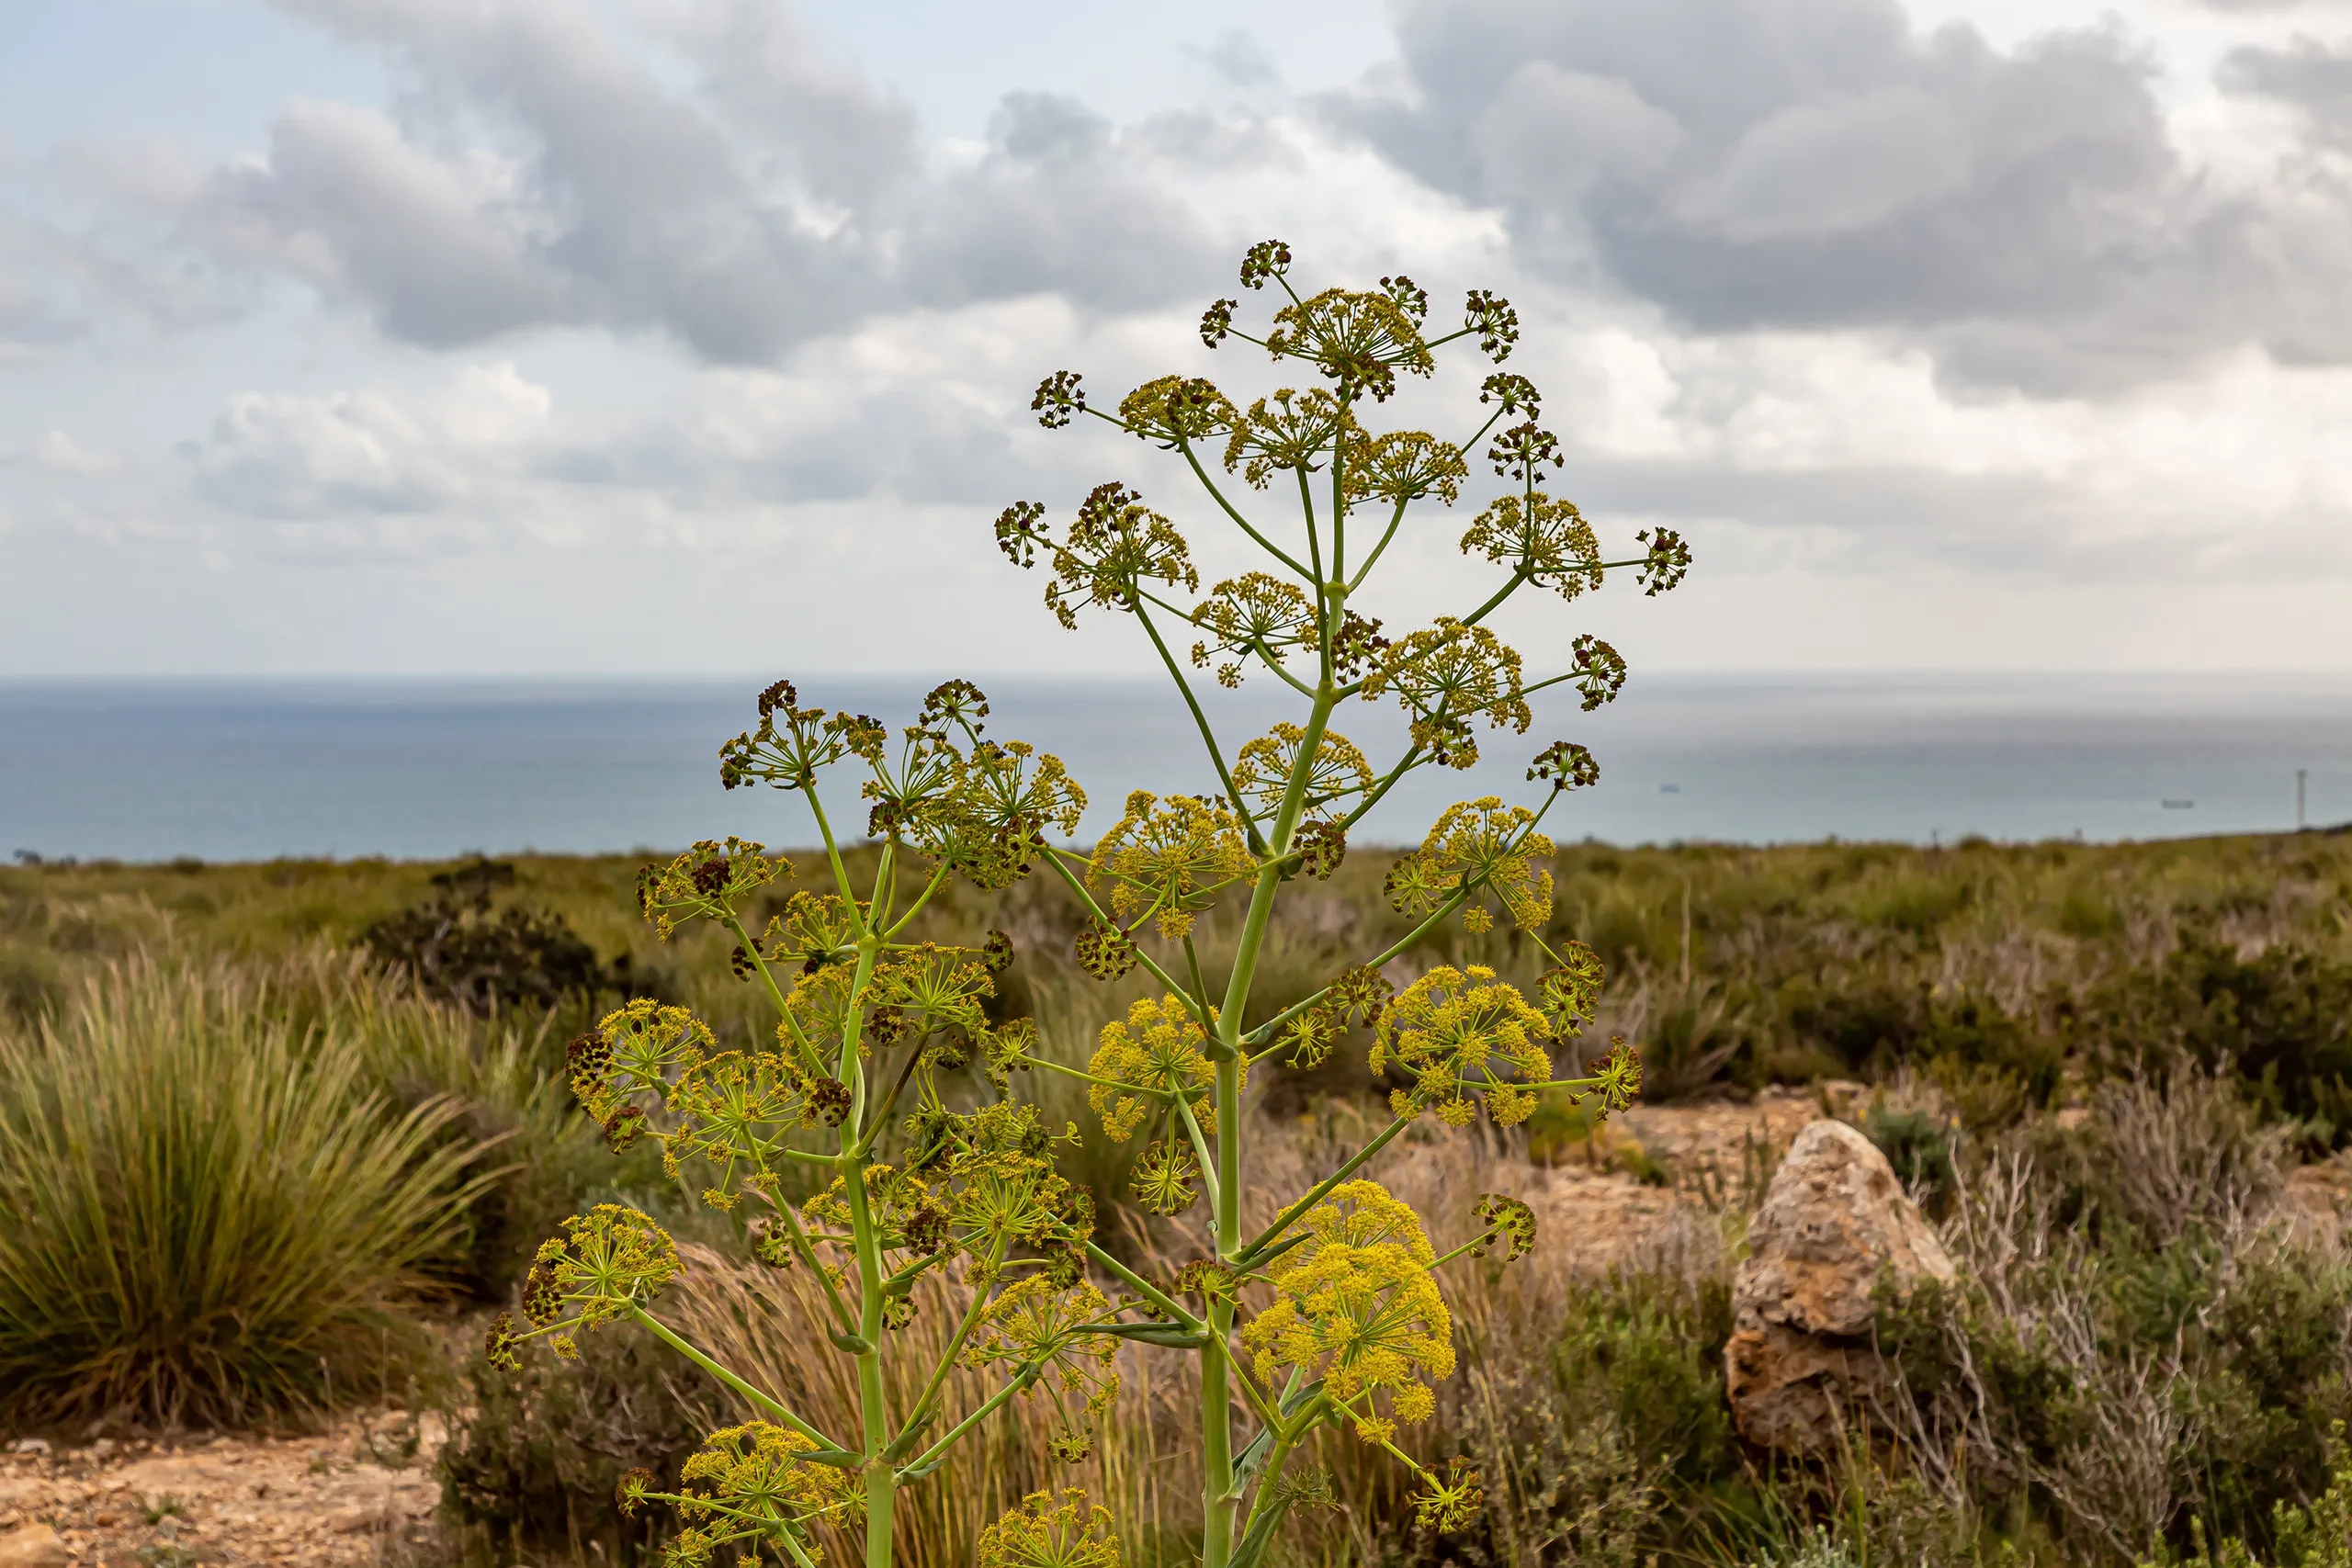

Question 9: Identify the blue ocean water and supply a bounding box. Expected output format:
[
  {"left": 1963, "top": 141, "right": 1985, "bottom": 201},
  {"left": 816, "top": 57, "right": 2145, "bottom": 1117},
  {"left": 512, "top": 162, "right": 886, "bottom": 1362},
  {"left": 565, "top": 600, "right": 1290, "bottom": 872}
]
[{"left": 2, "top": 674, "right": 2348, "bottom": 863}]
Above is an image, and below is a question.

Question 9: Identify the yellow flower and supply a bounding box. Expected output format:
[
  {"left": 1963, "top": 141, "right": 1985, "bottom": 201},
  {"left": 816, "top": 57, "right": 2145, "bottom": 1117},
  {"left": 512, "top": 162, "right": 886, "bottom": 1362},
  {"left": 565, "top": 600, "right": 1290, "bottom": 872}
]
[
  {"left": 976, "top": 1489, "right": 1120, "bottom": 1568},
  {"left": 1373, "top": 965, "right": 1553, "bottom": 1127},
  {"left": 635, "top": 839, "right": 785, "bottom": 941},
  {"left": 1240, "top": 1180, "right": 1455, "bottom": 1444},
  {"left": 1087, "top": 791, "right": 1253, "bottom": 939},
  {"left": 1459, "top": 491, "right": 1601, "bottom": 602},
  {"left": 1384, "top": 798, "right": 1555, "bottom": 934},
  {"left": 1085, "top": 995, "right": 1238, "bottom": 1142},
  {"left": 963, "top": 1278, "right": 1122, "bottom": 1445},
  {"left": 1361, "top": 621, "right": 1531, "bottom": 769},
  {"left": 667, "top": 1421, "right": 856, "bottom": 1561},
  {"left": 1230, "top": 723, "right": 1374, "bottom": 825},
  {"left": 522, "top": 1205, "right": 682, "bottom": 1337}
]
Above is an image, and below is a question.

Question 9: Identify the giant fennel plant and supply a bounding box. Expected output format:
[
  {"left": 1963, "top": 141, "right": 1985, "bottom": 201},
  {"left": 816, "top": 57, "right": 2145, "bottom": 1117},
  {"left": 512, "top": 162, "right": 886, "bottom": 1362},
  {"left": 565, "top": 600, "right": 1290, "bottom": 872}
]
[{"left": 493, "top": 243, "right": 1689, "bottom": 1568}]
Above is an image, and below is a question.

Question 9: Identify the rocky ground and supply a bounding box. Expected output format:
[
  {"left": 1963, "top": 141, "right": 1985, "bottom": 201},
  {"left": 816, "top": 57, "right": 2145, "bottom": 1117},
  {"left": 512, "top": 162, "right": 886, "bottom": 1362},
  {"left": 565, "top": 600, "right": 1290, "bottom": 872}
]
[{"left": 0, "top": 1413, "right": 442, "bottom": 1568}]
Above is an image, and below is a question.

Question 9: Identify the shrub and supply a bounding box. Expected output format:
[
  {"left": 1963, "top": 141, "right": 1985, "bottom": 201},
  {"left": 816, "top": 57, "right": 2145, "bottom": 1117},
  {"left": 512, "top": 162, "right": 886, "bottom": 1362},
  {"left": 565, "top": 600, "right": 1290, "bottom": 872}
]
[
  {"left": 439, "top": 1315, "right": 713, "bottom": 1566},
  {"left": 0, "top": 958, "right": 489, "bottom": 1425},
  {"left": 363, "top": 855, "right": 639, "bottom": 1015},
  {"left": 2072, "top": 935, "right": 2352, "bottom": 1147}
]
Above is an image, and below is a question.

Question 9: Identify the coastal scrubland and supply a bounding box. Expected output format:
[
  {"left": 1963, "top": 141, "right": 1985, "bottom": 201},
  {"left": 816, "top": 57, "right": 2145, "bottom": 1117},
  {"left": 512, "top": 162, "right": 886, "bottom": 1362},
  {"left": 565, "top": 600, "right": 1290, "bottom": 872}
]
[{"left": 2, "top": 829, "right": 2350, "bottom": 1566}]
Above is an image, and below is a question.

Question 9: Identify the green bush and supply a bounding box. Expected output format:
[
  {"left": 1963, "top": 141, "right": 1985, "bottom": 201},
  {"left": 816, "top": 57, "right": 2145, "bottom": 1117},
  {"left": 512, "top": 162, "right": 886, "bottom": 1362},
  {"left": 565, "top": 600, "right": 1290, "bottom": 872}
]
[
  {"left": 2072, "top": 936, "right": 2352, "bottom": 1148},
  {"left": 0, "top": 958, "right": 490, "bottom": 1424}
]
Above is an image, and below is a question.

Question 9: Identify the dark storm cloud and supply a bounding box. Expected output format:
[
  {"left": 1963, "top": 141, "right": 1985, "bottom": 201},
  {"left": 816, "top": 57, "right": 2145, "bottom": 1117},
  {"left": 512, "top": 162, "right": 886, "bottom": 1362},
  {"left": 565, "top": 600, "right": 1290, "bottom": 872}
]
[{"left": 1332, "top": 0, "right": 2352, "bottom": 392}]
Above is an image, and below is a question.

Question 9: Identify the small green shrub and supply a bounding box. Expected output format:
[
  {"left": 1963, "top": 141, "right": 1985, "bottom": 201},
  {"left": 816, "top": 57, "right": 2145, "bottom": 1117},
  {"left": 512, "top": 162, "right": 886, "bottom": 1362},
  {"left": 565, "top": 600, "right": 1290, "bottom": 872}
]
[
  {"left": 0, "top": 958, "right": 490, "bottom": 1424},
  {"left": 1862, "top": 1104, "right": 1956, "bottom": 1211}
]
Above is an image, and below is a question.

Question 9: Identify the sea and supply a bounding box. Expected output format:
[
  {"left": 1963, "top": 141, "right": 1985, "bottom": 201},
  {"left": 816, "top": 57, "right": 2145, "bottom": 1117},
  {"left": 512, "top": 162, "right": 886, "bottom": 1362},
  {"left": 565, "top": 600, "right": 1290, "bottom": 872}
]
[{"left": 3, "top": 674, "right": 2349, "bottom": 863}]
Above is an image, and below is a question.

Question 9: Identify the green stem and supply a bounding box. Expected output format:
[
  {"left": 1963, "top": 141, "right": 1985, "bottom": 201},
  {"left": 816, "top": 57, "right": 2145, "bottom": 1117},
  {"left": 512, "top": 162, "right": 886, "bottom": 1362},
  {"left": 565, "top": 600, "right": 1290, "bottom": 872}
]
[
  {"left": 1236, "top": 1112, "right": 1414, "bottom": 1263},
  {"left": 881, "top": 864, "right": 952, "bottom": 940},
  {"left": 833, "top": 941, "right": 894, "bottom": 1568},
  {"left": 726, "top": 913, "right": 824, "bottom": 1077},
  {"left": 898, "top": 1366, "right": 1040, "bottom": 1480},
  {"left": 628, "top": 1306, "right": 840, "bottom": 1455},
  {"left": 1347, "top": 498, "right": 1410, "bottom": 592},
  {"left": 1177, "top": 1093, "right": 1223, "bottom": 1218},
  {"left": 1037, "top": 850, "right": 1202, "bottom": 1016},
  {"left": 802, "top": 783, "right": 857, "bottom": 908},
  {"left": 1201, "top": 1306, "right": 1238, "bottom": 1564},
  {"left": 1460, "top": 565, "right": 1532, "bottom": 628},
  {"left": 1081, "top": 1238, "right": 1204, "bottom": 1330},
  {"left": 1178, "top": 440, "right": 1312, "bottom": 579},
  {"left": 888, "top": 1239, "right": 1006, "bottom": 1457},
  {"left": 755, "top": 1190, "right": 857, "bottom": 1334}
]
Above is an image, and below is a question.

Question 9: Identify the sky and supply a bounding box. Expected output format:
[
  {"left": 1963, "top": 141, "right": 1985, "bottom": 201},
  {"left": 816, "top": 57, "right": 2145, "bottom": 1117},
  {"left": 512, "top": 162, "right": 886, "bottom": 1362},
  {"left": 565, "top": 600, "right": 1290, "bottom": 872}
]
[{"left": 3, "top": 0, "right": 2351, "bottom": 681}]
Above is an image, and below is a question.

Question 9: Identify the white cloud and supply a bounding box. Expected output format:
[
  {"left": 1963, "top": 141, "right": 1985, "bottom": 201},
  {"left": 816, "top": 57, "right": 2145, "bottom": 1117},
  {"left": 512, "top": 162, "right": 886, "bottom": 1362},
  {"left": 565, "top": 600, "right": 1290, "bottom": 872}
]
[{"left": 186, "top": 362, "right": 553, "bottom": 520}]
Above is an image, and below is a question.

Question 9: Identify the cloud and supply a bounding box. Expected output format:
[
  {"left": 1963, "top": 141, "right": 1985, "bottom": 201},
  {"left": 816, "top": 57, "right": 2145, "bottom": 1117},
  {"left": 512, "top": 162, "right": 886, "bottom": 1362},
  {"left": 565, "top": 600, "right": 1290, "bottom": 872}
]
[
  {"left": 1331, "top": 0, "right": 2352, "bottom": 392},
  {"left": 2222, "top": 36, "right": 2352, "bottom": 149},
  {"left": 185, "top": 362, "right": 553, "bottom": 519},
  {"left": 129, "top": 0, "right": 1231, "bottom": 361},
  {"left": 1, "top": 431, "right": 121, "bottom": 477}
]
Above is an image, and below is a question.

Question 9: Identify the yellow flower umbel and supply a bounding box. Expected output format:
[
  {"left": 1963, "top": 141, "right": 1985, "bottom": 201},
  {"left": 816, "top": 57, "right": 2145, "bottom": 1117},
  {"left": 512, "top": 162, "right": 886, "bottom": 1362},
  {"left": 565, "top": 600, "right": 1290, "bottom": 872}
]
[
  {"left": 498, "top": 1205, "right": 683, "bottom": 1364},
  {"left": 976, "top": 1489, "right": 1120, "bottom": 1568},
  {"left": 662, "top": 1421, "right": 858, "bottom": 1568},
  {"left": 1382, "top": 797, "right": 1554, "bottom": 934},
  {"left": 1240, "top": 1180, "right": 1455, "bottom": 1446},
  {"left": 1085, "top": 995, "right": 1223, "bottom": 1141},
  {"left": 962, "top": 1279, "right": 1121, "bottom": 1461},
  {"left": 1087, "top": 791, "right": 1253, "bottom": 939},
  {"left": 1373, "top": 964, "right": 1553, "bottom": 1127}
]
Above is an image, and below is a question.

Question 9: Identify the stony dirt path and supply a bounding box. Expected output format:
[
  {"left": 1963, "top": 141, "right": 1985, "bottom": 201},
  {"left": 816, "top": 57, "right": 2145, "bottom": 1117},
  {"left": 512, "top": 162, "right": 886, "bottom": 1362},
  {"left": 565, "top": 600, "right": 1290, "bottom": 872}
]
[{"left": 0, "top": 1413, "right": 442, "bottom": 1567}]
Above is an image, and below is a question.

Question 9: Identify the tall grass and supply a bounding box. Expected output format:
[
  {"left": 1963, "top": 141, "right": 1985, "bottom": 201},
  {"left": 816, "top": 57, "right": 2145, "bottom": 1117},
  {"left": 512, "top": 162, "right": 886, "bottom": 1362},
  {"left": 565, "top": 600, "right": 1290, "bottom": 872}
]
[{"left": 0, "top": 957, "right": 492, "bottom": 1426}]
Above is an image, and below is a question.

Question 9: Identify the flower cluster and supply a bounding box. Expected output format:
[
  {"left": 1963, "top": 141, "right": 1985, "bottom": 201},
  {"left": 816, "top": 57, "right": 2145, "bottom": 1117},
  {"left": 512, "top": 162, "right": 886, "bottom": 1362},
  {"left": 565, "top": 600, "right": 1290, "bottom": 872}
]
[
  {"left": 976, "top": 1489, "right": 1121, "bottom": 1568},
  {"left": 1240, "top": 1180, "right": 1455, "bottom": 1445},
  {"left": 718, "top": 681, "right": 886, "bottom": 794},
  {"left": 1223, "top": 388, "right": 1360, "bottom": 491},
  {"left": 1361, "top": 621, "right": 1532, "bottom": 768},
  {"left": 1372, "top": 965, "right": 1554, "bottom": 1127},
  {"left": 492, "top": 1205, "right": 682, "bottom": 1364},
  {"left": 1189, "top": 572, "right": 1315, "bottom": 688},
  {"left": 1118, "top": 374, "right": 1238, "bottom": 449},
  {"left": 636, "top": 839, "right": 785, "bottom": 941},
  {"left": 1535, "top": 942, "right": 1606, "bottom": 1042},
  {"left": 854, "top": 688, "right": 1087, "bottom": 891},
  {"left": 661, "top": 1421, "right": 857, "bottom": 1568},
  {"left": 1085, "top": 995, "right": 1216, "bottom": 1139},
  {"left": 1383, "top": 797, "right": 1555, "bottom": 934},
  {"left": 1263, "top": 287, "right": 1435, "bottom": 403},
  {"left": 962, "top": 1278, "right": 1122, "bottom": 1459},
  {"left": 1342, "top": 428, "right": 1467, "bottom": 513},
  {"left": 1469, "top": 1193, "right": 1536, "bottom": 1262},
  {"left": 1459, "top": 492, "right": 1601, "bottom": 602},
  {"left": 1042, "top": 481, "right": 1199, "bottom": 630},
  {"left": 1087, "top": 791, "right": 1253, "bottom": 939},
  {"left": 1230, "top": 723, "right": 1373, "bottom": 827},
  {"left": 1281, "top": 964, "right": 1393, "bottom": 1070}
]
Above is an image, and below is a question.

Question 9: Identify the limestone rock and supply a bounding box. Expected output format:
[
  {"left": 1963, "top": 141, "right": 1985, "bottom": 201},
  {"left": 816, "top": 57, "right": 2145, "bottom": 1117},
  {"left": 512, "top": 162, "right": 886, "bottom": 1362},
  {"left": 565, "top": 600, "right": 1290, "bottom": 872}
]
[
  {"left": 0, "top": 1524, "right": 70, "bottom": 1568},
  {"left": 1724, "top": 1119, "right": 1955, "bottom": 1452}
]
